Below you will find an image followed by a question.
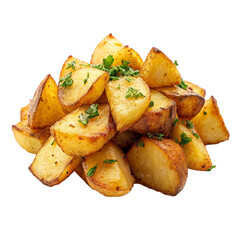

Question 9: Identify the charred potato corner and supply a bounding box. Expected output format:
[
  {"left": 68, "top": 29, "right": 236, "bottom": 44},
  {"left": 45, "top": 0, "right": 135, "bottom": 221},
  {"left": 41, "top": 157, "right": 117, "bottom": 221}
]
[{"left": 12, "top": 34, "right": 229, "bottom": 197}]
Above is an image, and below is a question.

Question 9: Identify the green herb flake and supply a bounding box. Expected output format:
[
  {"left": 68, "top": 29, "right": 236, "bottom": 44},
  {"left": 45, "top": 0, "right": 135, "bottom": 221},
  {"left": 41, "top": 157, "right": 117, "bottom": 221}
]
[
  {"left": 206, "top": 165, "right": 216, "bottom": 171},
  {"left": 78, "top": 104, "right": 99, "bottom": 126},
  {"left": 175, "top": 139, "right": 179, "bottom": 143},
  {"left": 179, "top": 132, "right": 192, "bottom": 146},
  {"left": 83, "top": 72, "right": 89, "bottom": 85},
  {"left": 192, "top": 132, "right": 200, "bottom": 139},
  {"left": 81, "top": 156, "right": 85, "bottom": 160},
  {"left": 173, "top": 118, "right": 179, "bottom": 127},
  {"left": 125, "top": 77, "right": 135, "bottom": 82},
  {"left": 117, "top": 84, "right": 121, "bottom": 89},
  {"left": 87, "top": 164, "right": 98, "bottom": 176},
  {"left": 103, "top": 55, "right": 114, "bottom": 69},
  {"left": 66, "top": 60, "right": 76, "bottom": 71},
  {"left": 174, "top": 60, "right": 179, "bottom": 66},
  {"left": 51, "top": 140, "right": 55, "bottom": 145},
  {"left": 103, "top": 159, "right": 117, "bottom": 164},
  {"left": 177, "top": 78, "right": 188, "bottom": 90},
  {"left": 59, "top": 72, "right": 73, "bottom": 88},
  {"left": 203, "top": 111, "right": 207, "bottom": 115},
  {"left": 149, "top": 101, "right": 154, "bottom": 108},
  {"left": 186, "top": 120, "right": 194, "bottom": 129},
  {"left": 147, "top": 132, "right": 164, "bottom": 141},
  {"left": 137, "top": 140, "right": 145, "bottom": 147},
  {"left": 125, "top": 87, "right": 145, "bottom": 99}
]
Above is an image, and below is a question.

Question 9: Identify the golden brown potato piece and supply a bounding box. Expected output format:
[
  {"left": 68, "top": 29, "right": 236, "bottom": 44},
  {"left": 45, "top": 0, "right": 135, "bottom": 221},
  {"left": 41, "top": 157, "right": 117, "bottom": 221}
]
[
  {"left": 140, "top": 47, "right": 181, "bottom": 87},
  {"left": 20, "top": 102, "right": 30, "bottom": 121},
  {"left": 105, "top": 76, "right": 150, "bottom": 131},
  {"left": 112, "top": 46, "right": 143, "bottom": 70},
  {"left": 185, "top": 81, "right": 206, "bottom": 98},
  {"left": 50, "top": 103, "right": 116, "bottom": 156},
  {"left": 59, "top": 55, "right": 88, "bottom": 80},
  {"left": 127, "top": 137, "right": 187, "bottom": 196},
  {"left": 28, "top": 74, "right": 65, "bottom": 128},
  {"left": 96, "top": 91, "right": 108, "bottom": 103},
  {"left": 12, "top": 120, "right": 50, "bottom": 154},
  {"left": 191, "top": 96, "right": 229, "bottom": 144},
  {"left": 75, "top": 164, "right": 88, "bottom": 184},
  {"left": 156, "top": 85, "right": 205, "bottom": 119},
  {"left": 90, "top": 33, "right": 123, "bottom": 65},
  {"left": 169, "top": 122, "right": 212, "bottom": 171},
  {"left": 112, "top": 130, "right": 141, "bottom": 150},
  {"left": 81, "top": 141, "right": 134, "bottom": 197},
  {"left": 130, "top": 89, "right": 176, "bottom": 136},
  {"left": 58, "top": 65, "right": 109, "bottom": 113},
  {"left": 29, "top": 136, "right": 81, "bottom": 186}
]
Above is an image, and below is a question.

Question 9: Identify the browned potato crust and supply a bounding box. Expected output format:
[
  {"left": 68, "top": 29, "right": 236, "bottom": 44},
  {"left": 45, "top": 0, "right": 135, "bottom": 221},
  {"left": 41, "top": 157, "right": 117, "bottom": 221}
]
[
  {"left": 20, "top": 102, "right": 30, "bottom": 121},
  {"left": 191, "top": 96, "right": 229, "bottom": 144},
  {"left": 127, "top": 137, "right": 187, "bottom": 196},
  {"left": 12, "top": 120, "right": 50, "bottom": 154},
  {"left": 50, "top": 103, "right": 116, "bottom": 156},
  {"left": 90, "top": 33, "right": 123, "bottom": 65},
  {"left": 28, "top": 74, "right": 65, "bottom": 128},
  {"left": 29, "top": 136, "right": 81, "bottom": 186},
  {"left": 130, "top": 89, "right": 176, "bottom": 136},
  {"left": 169, "top": 122, "right": 212, "bottom": 171},
  {"left": 185, "top": 81, "right": 206, "bottom": 98},
  {"left": 96, "top": 91, "right": 108, "bottom": 103},
  {"left": 75, "top": 164, "right": 88, "bottom": 184},
  {"left": 156, "top": 85, "right": 205, "bottom": 119},
  {"left": 82, "top": 141, "right": 134, "bottom": 197},
  {"left": 140, "top": 47, "right": 181, "bottom": 87}
]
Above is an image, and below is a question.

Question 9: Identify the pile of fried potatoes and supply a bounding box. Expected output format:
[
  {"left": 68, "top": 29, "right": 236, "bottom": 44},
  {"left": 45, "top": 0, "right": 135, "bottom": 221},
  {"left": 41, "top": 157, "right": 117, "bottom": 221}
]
[{"left": 12, "top": 34, "right": 229, "bottom": 197}]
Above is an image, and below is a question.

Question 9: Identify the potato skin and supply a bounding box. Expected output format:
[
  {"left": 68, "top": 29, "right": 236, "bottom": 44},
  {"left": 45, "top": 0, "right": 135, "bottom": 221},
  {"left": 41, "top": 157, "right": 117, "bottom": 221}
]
[
  {"left": 185, "top": 81, "right": 206, "bottom": 98},
  {"left": 20, "top": 102, "right": 30, "bottom": 121},
  {"left": 156, "top": 85, "right": 205, "bottom": 119}
]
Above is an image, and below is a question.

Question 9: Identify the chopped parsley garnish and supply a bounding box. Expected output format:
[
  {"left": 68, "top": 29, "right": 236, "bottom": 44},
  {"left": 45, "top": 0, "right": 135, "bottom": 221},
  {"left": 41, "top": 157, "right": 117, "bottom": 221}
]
[
  {"left": 81, "top": 157, "right": 85, "bottom": 160},
  {"left": 173, "top": 118, "right": 179, "bottom": 127},
  {"left": 192, "top": 132, "right": 200, "bottom": 139},
  {"left": 125, "top": 77, "right": 135, "bottom": 82},
  {"left": 103, "top": 159, "right": 117, "bottom": 164},
  {"left": 149, "top": 101, "right": 154, "bottom": 108},
  {"left": 66, "top": 60, "right": 76, "bottom": 71},
  {"left": 103, "top": 55, "right": 114, "bottom": 69},
  {"left": 78, "top": 104, "right": 99, "bottom": 126},
  {"left": 175, "top": 139, "right": 179, "bottom": 143},
  {"left": 174, "top": 60, "right": 179, "bottom": 66},
  {"left": 179, "top": 132, "right": 192, "bottom": 146},
  {"left": 177, "top": 78, "right": 188, "bottom": 90},
  {"left": 125, "top": 87, "right": 145, "bottom": 99},
  {"left": 117, "top": 84, "right": 121, "bottom": 89},
  {"left": 206, "top": 165, "right": 216, "bottom": 171},
  {"left": 83, "top": 72, "right": 89, "bottom": 85},
  {"left": 147, "top": 132, "right": 164, "bottom": 140},
  {"left": 203, "top": 111, "right": 207, "bottom": 115},
  {"left": 137, "top": 140, "right": 145, "bottom": 147},
  {"left": 87, "top": 164, "right": 98, "bottom": 176},
  {"left": 51, "top": 140, "right": 55, "bottom": 145},
  {"left": 186, "top": 120, "right": 194, "bottom": 129},
  {"left": 59, "top": 72, "right": 73, "bottom": 88}
]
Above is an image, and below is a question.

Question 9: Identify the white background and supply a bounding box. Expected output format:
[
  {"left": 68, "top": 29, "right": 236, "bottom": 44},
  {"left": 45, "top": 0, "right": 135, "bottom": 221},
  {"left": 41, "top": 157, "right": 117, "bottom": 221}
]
[{"left": 1, "top": 1, "right": 239, "bottom": 239}]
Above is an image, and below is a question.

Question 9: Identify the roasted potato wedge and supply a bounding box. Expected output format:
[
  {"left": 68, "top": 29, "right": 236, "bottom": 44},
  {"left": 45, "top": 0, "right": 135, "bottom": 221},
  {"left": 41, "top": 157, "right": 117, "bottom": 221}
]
[
  {"left": 169, "top": 122, "right": 212, "bottom": 171},
  {"left": 127, "top": 137, "right": 188, "bottom": 196},
  {"left": 81, "top": 141, "right": 134, "bottom": 197},
  {"left": 185, "top": 81, "right": 206, "bottom": 98},
  {"left": 12, "top": 120, "right": 50, "bottom": 154},
  {"left": 112, "top": 46, "right": 143, "bottom": 70},
  {"left": 28, "top": 74, "right": 65, "bottom": 128},
  {"left": 20, "top": 102, "right": 30, "bottom": 121},
  {"left": 96, "top": 91, "right": 108, "bottom": 103},
  {"left": 191, "top": 96, "right": 229, "bottom": 144},
  {"left": 140, "top": 47, "right": 181, "bottom": 87},
  {"left": 50, "top": 103, "right": 116, "bottom": 156},
  {"left": 156, "top": 85, "right": 205, "bottom": 119},
  {"left": 90, "top": 33, "right": 123, "bottom": 65},
  {"left": 105, "top": 76, "right": 150, "bottom": 131},
  {"left": 75, "top": 164, "right": 88, "bottom": 184},
  {"left": 112, "top": 130, "right": 141, "bottom": 150},
  {"left": 29, "top": 136, "right": 81, "bottom": 186},
  {"left": 130, "top": 89, "right": 176, "bottom": 136},
  {"left": 58, "top": 66, "right": 109, "bottom": 113}
]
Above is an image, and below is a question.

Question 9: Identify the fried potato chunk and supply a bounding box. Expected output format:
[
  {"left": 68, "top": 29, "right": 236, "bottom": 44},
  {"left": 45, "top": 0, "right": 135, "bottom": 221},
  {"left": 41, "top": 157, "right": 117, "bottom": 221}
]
[
  {"left": 169, "top": 122, "right": 212, "bottom": 171},
  {"left": 127, "top": 138, "right": 188, "bottom": 196},
  {"left": 191, "top": 96, "right": 229, "bottom": 144},
  {"left": 81, "top": 141, "right": 134, "bottom": 197},
  {"left": 29, "top": 136, "right": 81, "bottom": 186},
  {"left": 140, "top": 47, "right": 181, "bottom": 87},
  {"left": 50, "top": 103, "right": 116, "bottom": 156},
  {"left": 105, "top": 76, "right": 150, "bottom": 131},
  {"left": 130, "top": 89, "right": 176, "bottom": 136},
  {"left": 20, "top": 102, "right": 30, "bottom": 121},
  {"left": 185, "top": 81, "right": 206, "bottom": 98},
  {"left": 12, "top": 120, "right": 50, "bottom": 154},
  {"left": 156, "top": 85, "right": 205, "bottom": 119},
  {"left": 28, "top": 74, "right": 65, "bottom": 128}
]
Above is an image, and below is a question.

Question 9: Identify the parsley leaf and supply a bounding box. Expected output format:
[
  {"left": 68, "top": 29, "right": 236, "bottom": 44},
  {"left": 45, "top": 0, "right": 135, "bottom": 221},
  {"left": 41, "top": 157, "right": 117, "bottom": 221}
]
[
  {"left": 59, "top": 72, "right": 73, "bottom": 88},
  {"left": 125, "top": 87, "right": 145, "bottom": 99},
  {"left": 125, "top": 77, "right": 135, "bottom": 82},
  {"left": 137, "top": 140, "right": 145, "bottom": 147},
  {"left": 78, "top": 104, "right": 99, "bottom": 126},
  {"left": 186, "top": 120, "right": 194, "bottom": 129},
  {"left": 66, "top": 60, "right": 76, "bottom": 71},
  {"left": 149, "top": 101, "right": 154, "bottom": 108},
  {"left": 51, "top": 140, "right": 55, "bottom": 146},
  {"left": 203, "top": 111, "right": 207, "bottom": 115},
  {"left": 179, "top": 132, "right": 192, "bottom": 146},
  {"left": 173, "top": 118, "right": 179, "bottom": 127},
  {"left": 192, "top": 132, "right": 200, "bottom": 139},
  {"left": 87, "top": 164, "right": 98, "bottom": 176},
  {"left": 147, "top": 132, "right": 164, "bottom": 140},
  {"left": 103, "top": 159, "right": 117, "bottom": 164},
  {"left": 177, "top": 78, "right": 188, "bottom": 90},
  {"left": 103, "top": 55, "right": 114, "bottom": 69},
  {"left": 83, "top": 72, "right": 89, "bottom": 85},
  {"left": 174, "top": 60, "right": 179, "bottom": 66},
  {"left": 117, "top": 84, "right": 121, "bottom": 89},
  {"left": 206, "top": 165, "right": 216, "bottom": 171}
]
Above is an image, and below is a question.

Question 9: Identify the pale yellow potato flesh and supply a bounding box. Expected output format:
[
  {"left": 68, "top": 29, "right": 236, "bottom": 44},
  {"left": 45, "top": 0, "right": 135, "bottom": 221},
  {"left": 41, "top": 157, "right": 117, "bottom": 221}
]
[
  {"left": 185, "top": 80, "right": 206, "bottom": 98},
  {"left": 105, "top": 76, "right": 150, "bottom": 131},
  {"left": 81, "top": 141, "right": 135, "bottom": 197}
]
